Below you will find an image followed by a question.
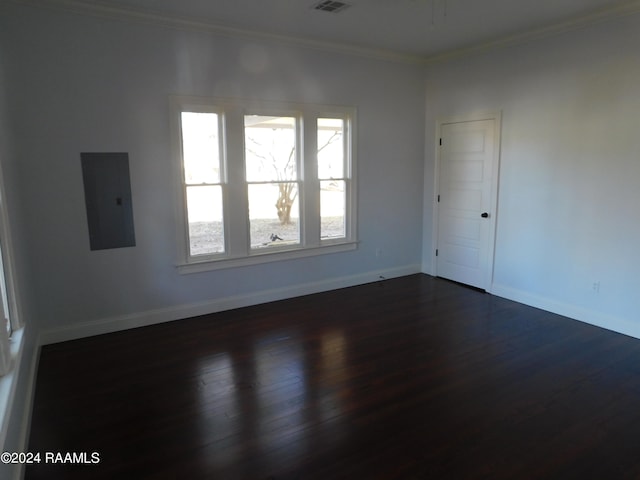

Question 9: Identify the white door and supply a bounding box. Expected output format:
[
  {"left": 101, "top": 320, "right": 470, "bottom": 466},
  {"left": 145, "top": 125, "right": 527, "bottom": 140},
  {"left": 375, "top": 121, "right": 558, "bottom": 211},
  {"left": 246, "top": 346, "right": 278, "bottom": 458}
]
[{"left": 436, "top": 117, "right": 499, "bottom": 290}]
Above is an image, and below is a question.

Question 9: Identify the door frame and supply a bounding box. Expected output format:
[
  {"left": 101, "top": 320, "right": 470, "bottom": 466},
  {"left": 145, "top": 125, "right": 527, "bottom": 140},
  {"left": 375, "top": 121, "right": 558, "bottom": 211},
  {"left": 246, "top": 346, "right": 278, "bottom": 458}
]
[{"left": 431, "top": 111, "right": 502, "bottom": 292}]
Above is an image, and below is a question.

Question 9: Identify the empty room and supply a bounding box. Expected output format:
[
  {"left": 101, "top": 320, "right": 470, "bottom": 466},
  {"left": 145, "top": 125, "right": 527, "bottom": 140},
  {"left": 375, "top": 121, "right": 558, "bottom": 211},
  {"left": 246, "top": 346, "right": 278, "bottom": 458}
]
[{"left": 1, "top": 0, "right": 640, "bottom": 478}]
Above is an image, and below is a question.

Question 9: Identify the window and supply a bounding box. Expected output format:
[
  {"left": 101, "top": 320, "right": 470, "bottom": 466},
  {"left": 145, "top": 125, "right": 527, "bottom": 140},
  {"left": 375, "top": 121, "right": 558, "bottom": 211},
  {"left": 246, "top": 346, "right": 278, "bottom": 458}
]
[
  {"left": 180, "top": 111, "right": 225, "bottom": 257},
  {"left": 318, "top": 117, "right": 348, "bottom": 240},
  {"left": 172, "top": 97, "right": 357, "bottom": 272},
  {"left": 244, "top": 115, "right": 300, "bottom": 249}
]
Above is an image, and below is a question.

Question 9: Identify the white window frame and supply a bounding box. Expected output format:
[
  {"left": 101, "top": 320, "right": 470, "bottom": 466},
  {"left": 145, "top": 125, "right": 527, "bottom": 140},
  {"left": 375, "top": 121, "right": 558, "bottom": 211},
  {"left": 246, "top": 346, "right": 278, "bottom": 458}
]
[
  {"left": 243, "top": 108, "right": 302, "bottom": 253},
  {"left": 317, "top": 113, "right": 355, "bottom": 244},
  {"left": 170, "top": 96, "right": 358, "bottom": 274},
  {"left": 178, "top": 106, "right": 228, "bottom": 260}
]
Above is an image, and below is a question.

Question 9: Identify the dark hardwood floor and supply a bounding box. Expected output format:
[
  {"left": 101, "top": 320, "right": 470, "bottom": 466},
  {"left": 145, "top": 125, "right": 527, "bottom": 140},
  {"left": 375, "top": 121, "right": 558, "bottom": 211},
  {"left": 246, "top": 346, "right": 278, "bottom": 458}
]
[{"left": 26, "top": 274, "right": 640, "bottom": 479}]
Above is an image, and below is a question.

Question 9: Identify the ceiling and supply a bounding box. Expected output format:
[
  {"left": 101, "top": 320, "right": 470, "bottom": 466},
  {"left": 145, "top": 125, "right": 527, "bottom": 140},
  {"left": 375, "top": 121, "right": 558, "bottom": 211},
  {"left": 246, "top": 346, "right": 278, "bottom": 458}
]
[{"left": 25, "top": 0, "right": 640, "bottom": 61}]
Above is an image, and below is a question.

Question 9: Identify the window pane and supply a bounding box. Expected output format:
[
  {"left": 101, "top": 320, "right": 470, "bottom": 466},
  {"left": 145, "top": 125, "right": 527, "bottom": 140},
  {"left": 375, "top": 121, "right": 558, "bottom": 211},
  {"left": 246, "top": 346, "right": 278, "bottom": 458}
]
[
  {"left": 321, "top": 180, "right": 345, "bottom": 240},
  {"left": 186, "top": 185, "right": 224, "bottom": 256},
  {"left": 181, "top": 112, "right": 221, "bottom": 184},
  {"left": 318, "top": 118, "right": 344, "bottom": 179},
  {"left": 245, "top": 115, "right": 297, "bottom": 182},
  {"left": 248, "top": 183, "right": 300, "bottom": 249}
]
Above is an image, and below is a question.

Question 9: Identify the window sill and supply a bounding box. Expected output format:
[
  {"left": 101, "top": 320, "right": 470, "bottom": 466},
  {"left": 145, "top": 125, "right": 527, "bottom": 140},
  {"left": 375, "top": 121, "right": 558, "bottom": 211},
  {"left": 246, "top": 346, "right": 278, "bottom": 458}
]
[{"left": 177, "top": 241, "right": 358, "bottom": 274}]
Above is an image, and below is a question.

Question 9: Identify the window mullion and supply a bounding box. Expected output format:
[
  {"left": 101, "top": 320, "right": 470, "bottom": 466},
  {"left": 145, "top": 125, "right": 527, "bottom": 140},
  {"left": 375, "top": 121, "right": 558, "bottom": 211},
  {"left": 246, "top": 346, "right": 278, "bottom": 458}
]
[
  {"left": 225, "top": 108, "right": 250, "bottom": 257},
  {"left": 302, "top": 113, "right": 320, "bottom": 247}
]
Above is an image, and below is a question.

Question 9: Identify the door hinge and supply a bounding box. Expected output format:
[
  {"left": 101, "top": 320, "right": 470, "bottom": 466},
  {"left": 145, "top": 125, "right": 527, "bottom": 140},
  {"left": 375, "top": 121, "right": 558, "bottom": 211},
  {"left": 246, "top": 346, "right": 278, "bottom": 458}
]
[
  {"left": 437, "top": 194, "right": 440, "bottom": 202},
  {"left": 439, "top": 138, "right": 442, "bottom": 146},
  {"left": 435, "top": 249, "right": 439, "bottom": 256}
]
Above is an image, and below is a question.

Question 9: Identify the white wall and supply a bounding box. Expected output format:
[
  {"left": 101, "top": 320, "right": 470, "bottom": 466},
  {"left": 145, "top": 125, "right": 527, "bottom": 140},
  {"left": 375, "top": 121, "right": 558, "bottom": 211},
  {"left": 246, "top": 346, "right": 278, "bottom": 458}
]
[
  {"left": 1, "top": 3, "right": 425, "bottom": 338},
  {"left": 423, "top": 13, "right": 640, "bottom": 337}
]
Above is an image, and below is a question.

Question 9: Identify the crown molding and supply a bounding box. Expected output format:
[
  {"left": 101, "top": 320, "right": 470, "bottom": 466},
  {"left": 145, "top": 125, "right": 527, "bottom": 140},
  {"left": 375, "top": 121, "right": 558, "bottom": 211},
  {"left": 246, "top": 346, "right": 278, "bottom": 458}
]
[
  {"left": 8, "top": 0, "right": 640, "bottom": 67},
  {"left": 8, "top": 0, "right": 426, "bottom": 65},
  {"left": 424, "top": 0, "right": 640, "bottom": 65}
]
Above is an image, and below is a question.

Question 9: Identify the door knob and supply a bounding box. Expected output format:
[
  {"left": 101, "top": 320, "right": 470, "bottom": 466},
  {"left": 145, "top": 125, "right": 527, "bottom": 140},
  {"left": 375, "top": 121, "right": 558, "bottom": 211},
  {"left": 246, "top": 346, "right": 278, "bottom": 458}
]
[{"left": 481, "top": 212, "right": 489, "bottom": 218}]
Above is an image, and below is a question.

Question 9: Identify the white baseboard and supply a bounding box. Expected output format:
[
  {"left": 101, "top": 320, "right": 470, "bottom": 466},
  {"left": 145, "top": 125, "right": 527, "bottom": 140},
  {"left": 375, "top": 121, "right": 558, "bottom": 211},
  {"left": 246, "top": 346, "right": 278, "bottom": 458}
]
[
  {"left": 40, "top": 265, "right": 422, "bottom": 345},
  {"left": 491, "top": 282, "right": 640, "bottom": 340}
]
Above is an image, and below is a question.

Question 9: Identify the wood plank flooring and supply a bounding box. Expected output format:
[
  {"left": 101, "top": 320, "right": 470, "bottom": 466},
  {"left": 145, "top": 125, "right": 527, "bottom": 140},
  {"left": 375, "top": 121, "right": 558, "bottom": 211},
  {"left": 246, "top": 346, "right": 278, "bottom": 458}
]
[{"left": 26, "top": 274, "right": 640, "bottom": 479}]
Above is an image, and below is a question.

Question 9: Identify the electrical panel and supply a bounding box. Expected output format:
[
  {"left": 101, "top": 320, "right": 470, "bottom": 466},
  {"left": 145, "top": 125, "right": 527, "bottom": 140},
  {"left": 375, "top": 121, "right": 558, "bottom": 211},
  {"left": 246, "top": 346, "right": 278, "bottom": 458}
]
[{"left": 81, "top": 152, "right": 136, "bottom": 250}]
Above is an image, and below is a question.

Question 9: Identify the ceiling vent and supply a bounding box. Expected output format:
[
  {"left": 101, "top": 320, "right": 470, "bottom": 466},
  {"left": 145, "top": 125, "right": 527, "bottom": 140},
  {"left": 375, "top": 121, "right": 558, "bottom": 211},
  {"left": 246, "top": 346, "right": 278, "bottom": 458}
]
[{"left": 312, "top": 0, "right": 351, "bottom": 13}]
